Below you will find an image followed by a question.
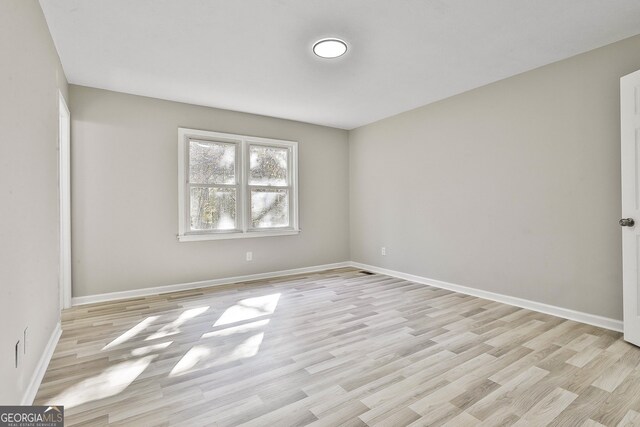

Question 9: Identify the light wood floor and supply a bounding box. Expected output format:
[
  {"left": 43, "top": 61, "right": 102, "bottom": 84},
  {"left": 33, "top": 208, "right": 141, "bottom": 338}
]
[{"left": 35, "top": 268, "right": 640, "bottom": 426}]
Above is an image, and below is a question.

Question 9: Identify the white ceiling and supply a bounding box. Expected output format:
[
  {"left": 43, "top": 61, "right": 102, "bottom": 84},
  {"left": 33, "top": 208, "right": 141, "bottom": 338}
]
[{"left": 40, "top": 0, "right": 640, "bottom": 130}]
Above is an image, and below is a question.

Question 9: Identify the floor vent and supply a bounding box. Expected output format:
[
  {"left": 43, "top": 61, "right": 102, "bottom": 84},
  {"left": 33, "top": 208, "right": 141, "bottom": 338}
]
[{"left": 360, "top": 271, "right": 375, "bottom": 275}]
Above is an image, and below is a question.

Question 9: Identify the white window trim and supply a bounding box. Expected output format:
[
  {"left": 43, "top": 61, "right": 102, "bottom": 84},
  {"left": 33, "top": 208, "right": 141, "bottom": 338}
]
[{"left": 177, "top": 128, "right": 299, "bottom": 242}]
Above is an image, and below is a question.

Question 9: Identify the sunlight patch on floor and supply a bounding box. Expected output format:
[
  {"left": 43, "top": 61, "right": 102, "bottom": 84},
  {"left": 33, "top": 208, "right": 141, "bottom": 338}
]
[
  {"left": 131, "top": 341, "right": 173, "bottom": 356},
  {"left": 48, "top": 356, "right": 155, "bottom": 409},
  {"left": 146, "top": 306, "right": 209, "bottom": 340},
  {"left": 169, "top": 345, "right": 211, "bottom": 376},
  {"left": 228, "top": 332, "right": 264, "bottom": 361},
  {"left": 214, "top": 294, "right": 280, "bottom": 327},
  {"left": 202, "top": 319, "right": 270, "bottom": 339},
  {"left": 169, "top": 332, "right": 265, "bottom": 377},
  {"left": 102, "top": 316, "right": 159, "bottom": 351}
]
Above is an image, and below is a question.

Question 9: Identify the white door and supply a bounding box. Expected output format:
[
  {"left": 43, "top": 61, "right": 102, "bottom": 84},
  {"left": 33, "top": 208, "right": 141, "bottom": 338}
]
[
  {"left": 621, "top": 70, "right": 640, "bottom": 346},
  {"left": 59, "top": 91, "right": 72, "bottom": 309}
]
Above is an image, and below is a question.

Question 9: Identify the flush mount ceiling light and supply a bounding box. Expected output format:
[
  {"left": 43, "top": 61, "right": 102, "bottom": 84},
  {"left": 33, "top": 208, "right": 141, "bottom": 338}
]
[{"left": 313, "top": 38, "right": 348, "bottom": 59}]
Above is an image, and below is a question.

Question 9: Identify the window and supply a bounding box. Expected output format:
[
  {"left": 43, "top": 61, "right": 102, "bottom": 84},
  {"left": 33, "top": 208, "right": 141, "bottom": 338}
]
[{"left": 178, "top": 128, "right": 299, "bottom": 241}]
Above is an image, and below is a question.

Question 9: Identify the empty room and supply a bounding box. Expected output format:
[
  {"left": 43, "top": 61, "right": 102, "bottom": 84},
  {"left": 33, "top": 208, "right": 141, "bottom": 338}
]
[{"left": 4, "top": 0, "right": 640, "bottom": 426}]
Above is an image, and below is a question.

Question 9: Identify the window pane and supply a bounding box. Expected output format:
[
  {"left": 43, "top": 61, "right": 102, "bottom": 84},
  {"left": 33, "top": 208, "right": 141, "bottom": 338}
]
[
  {"left": 251, "top": 189, "right": 289, "bottom": 228},
  {"left": 249, "top": 145, "right": 288, "bottom": 186},
  {"left": 189, "top": 140, "right": 236, "bottom": 184},
  {"left": 190, "top": 187, "right": 237, "bottom": 231}
]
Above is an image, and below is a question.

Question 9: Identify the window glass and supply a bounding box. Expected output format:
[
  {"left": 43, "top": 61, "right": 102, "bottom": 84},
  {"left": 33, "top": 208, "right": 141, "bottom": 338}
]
[
  {"left": 249, "top": 145, "right": 288, "bottom": 186},
  {"left": 190, "top": 187, "right": 237, "bottom": 230},
  {"left": 250, "top": 188, "right": 289, "bottom": 228},
  {"left": 189, "top": 140, "right": 236, "bottom": 185}
]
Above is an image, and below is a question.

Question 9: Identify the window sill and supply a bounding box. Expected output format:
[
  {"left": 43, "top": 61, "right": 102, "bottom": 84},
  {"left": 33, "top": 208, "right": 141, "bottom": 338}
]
[{"left": 177, "top": 229, "right": 300, "bottom": 242}]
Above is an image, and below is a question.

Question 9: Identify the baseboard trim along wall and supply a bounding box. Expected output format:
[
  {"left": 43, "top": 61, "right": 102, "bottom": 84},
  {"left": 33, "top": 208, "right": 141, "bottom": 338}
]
[
  {"left": 71, "top": 260, "right": 623, "bottom": 332},
  {"left": 21, "top": 322, "right": 62, "bottom": 405},
  {"left": 71, "top": 262, "right": 352, "bottom": 306},
  {"left": 350, "top": 262, "right": 623, "bottom": 332}
]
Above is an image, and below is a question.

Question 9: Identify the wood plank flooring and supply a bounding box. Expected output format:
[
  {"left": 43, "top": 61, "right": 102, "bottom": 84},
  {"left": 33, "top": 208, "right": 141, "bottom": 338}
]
[{"left": 35, "top": 268, "right": 640, "bottom": 426}]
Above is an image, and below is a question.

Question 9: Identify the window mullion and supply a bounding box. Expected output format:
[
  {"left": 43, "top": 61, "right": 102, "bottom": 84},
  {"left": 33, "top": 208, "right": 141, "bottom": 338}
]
[
  {"left": 189, "top": 183, "right": 238, "bottom": 188},
  {"left": 247, "top": 185, "right": 291, "bottom": 190}
]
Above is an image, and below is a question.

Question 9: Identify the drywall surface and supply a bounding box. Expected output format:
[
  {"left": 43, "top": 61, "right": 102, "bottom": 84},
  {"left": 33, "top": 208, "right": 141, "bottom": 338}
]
[
  {"left": 0, "top": 0, "right": 68, "bottom": 404},
  {"left": 350, "top": 34, "right": 640, "bottom": 321},
  {"left": 70, "top": 86, "right": 350, "bottom": 296}
]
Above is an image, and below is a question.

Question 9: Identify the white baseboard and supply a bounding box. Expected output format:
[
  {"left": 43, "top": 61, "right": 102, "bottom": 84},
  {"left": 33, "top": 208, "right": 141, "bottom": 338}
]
[
  {"left": 72, "top": 262, "right": 352, "bottom": 306},
  {"left": 70, "top": 259, "right": 623, "bottom": 333},
  {"left": 350, "top": 262, "right": 623, "bottom": 332},
  {"left": 21, "top": 322, "right": 62, "bottom": 405}
]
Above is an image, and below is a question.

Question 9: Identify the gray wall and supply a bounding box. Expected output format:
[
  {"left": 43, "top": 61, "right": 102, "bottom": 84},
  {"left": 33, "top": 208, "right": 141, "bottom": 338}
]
[
  {"left": 70, "top": 86, "right": 350, "bottom": 297},
  {"left": 350, "top": 34, "right": 640, "bottom": 321},
  {"left": 0, "top": 1, "right": 68, "bottom": 404}
]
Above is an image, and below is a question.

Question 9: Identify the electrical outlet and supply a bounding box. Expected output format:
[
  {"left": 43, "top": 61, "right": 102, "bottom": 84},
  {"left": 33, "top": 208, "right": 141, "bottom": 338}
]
[
  {"left": 246, "top": 251, "right": 253, "bottom": 261},
  {"left": 381, "top": 247, "right": 386, "bottom": 256},
  {"left": 23, "top": 328, "right": 27, "bottom": 355}
]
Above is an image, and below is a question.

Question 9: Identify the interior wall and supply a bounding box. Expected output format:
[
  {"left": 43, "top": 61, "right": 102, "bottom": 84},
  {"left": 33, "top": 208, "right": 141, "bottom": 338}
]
[
  {"left": 0, "top": 0, "right": 68, "bottom": 404},
  {"left": 69, "top": 85, "right": 350, "bottom": 297},
  {"left": 349, "top": 34, "right": 640, "bottom": 322}
]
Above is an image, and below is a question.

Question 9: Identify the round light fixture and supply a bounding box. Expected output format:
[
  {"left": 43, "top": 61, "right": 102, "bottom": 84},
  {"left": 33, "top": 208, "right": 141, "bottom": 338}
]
[{"left": 313, "top": 38, "right": 348, "bottom": 59}]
